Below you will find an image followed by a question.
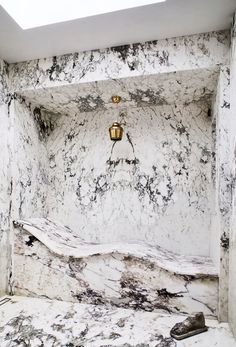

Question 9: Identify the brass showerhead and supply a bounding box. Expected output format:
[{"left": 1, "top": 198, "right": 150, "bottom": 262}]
[{"left": 109, "top": 122, "right": 123, "bottom": 141}]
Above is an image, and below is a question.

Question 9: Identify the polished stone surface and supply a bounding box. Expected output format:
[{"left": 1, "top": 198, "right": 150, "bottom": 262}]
[
  {"left": 0, "top": 59, "right": 11, "bottom": 295},
  {"left": 0, "top": 296, "right": 235, "bottom": 347},
  {"left": 229, "top": 15, "right": 236, "bottom": 338},
  {"left": 211, "top": 66, "right": 231, "bottom": 321},
  {"left": 10, "top": 96, "right": 215, "bottom": 257},
  {"left": 0, "top": 29, "right": 233, "bottom": 326},
  {"left": 14, "top": 218, "right": 218, "bottom": 276},
  {"left": 10, "top": 31, "right": 229, "bottom": 92},
  {"left": 48, "top": 100, "right": 214, "bottom": 256},
  {"left": 13, "top": 218, "right": 218, "bottom": 318},
  {"left": 16, "top": 68, "right": 218, "bottom": 115}
]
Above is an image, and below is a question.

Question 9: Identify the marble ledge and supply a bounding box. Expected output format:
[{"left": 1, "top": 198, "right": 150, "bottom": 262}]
[{"left": 13, "top": 218, "right": 218, "bottom": 278}]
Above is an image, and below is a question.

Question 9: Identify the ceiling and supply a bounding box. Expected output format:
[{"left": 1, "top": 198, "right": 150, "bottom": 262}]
[{"left": 0, "top": 0, "right": 235, "bottom": 63}]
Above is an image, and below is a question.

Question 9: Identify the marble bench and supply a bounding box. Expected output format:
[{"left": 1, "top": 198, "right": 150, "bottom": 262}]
[{"left": 13, "top": 218, "right": 218, "bottom": 318}]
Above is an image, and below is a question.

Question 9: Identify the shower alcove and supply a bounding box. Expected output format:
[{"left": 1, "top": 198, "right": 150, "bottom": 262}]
[{"left": 11, "top": 65, "right": 227, "bottom": 319}]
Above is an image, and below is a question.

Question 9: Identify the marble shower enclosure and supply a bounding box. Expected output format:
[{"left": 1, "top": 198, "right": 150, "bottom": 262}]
[
  {"left": 8, "top": 29, "right": 229, "bottom": 259},
  {"left": 0, "top": 29, "right": 234, "bottom": 327}
]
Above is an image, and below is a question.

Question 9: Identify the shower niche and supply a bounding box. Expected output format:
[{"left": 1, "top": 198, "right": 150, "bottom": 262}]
[{"left": 12, "top": 65, "right": 227, "bottom": 319}]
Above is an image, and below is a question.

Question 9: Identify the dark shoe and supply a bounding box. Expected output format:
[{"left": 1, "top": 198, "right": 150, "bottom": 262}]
[{"left": 170, "top": 312, "right": 208, "bottom": 340}]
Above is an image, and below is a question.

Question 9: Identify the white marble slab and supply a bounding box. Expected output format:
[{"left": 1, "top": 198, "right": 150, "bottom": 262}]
[
  {"left": 16, "top": 68, "right": 218, "bottom": 115},
  {"left": 13, "top": 218, "right": 218, "bottom": 277},
  {"left": 211, "top": 66, "right": 232, "bottom": 321},
  {"left": 0, "top": 59, "right": 11, "bottom": 295},
  {"left": 229, "top": 15, "right": 236, "bottom": 338},
  {"left": 13, "top": 219, "right": 218, "bottom": 317},
  {"left": 11, "top": 99, "right": 49, "bottom": 220},
  {"left": 10, "top": 31, "right": 229, "bottom": 92},
  {"left": 0, "top": 296, "right": 235, "bottom": 347},
  {"left": 44, "top": 100, "right": 213, "bottom": 257}
]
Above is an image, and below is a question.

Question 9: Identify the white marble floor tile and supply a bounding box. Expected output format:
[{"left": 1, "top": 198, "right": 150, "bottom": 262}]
[{"left": 0, "top": 296, "right": 235, "bottom": 347}]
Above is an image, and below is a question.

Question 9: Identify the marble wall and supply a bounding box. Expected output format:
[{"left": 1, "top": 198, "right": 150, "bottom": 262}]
[
  {"left": 7, "top": 97, "right": 51, "bottom": 293},
  {"left": 0, "top": 59, "right": 11, "bottom": 295},
  {"left": 11, "top": 98, "right": 49, "bottom": 221},
  {"left": 212, "top": 66, "right": 231, "bottom": 321},
  {"left": 46, "top": 100, "right": 213, "bottom": 256},
  {"left": 0, "top": 79, "right": 50, "bottom": 294},
  {"left": 229, "top": 15, "right": 236, "bottom": 337}
]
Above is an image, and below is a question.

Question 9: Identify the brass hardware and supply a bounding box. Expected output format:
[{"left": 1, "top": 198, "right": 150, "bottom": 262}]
[
  {"left": 110, "top": 96, "right": 123, "bottom": 141},
  {"left": 109, "top": 122, "right": 123, "bottom": 141},
  {"left": 111, "top": 95, "right": 121, "bottom": 104}
]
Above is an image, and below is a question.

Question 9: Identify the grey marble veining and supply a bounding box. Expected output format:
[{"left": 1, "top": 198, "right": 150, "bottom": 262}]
[
  {"left": 13, "top": 218, "right": 218, "bottom": 276},
  {"left": 13, "top": 218, "right": 218, "bottom": 317},
  {"left": 17, "top": 68, "right": 217, "bottom": 116},
  {"left": 11, "top": 98, "right": 49, "bottom": 220},
  {"left": 0, "top": 60, "right": 8, "bottom": 104},
  {"left": 5, "top": 32, "right": 227, "bottom": 261},
  {"left": 211, "top": 66, "right": 232, "bottom": 321},
  {"left": 0, "top": 29, "right": 234, "bottom": 332},
  {"left": 229, "top": 15, "right": 236, "bottom": 338},
  {"left": 0, "top": 296, "right": 235, "bottom": 347},
  {"left": 0, "top": 59, "right": 11, "bottom": 295},
  {"left": 9, "top": 31, "right": 229, "bottom": 92},
  {"left": 1, "top": 95, "right": 51, "bottom": 295},
  {"left": 45, "top": 100, "right": 213, "bottom": 257}
]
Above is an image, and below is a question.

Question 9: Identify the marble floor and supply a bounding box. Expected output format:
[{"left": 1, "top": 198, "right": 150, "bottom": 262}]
[{"left": 0, "top": 296, "right": 235, "bottom": 347}]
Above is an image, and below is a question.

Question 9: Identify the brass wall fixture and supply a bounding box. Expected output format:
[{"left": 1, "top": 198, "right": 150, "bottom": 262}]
[
  {"left": 111, "top": 95, "right": 121, "bottom": 104},
  {"left": 109, "top": 95, "right": 124, "bottom": 141},
  {"left": 109, "top": 122, "right": 123, "bottom": 141}
]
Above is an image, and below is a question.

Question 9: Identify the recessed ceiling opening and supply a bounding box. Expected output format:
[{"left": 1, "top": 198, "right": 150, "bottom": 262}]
[{"left": 0, "top": 0, "right": 166, "bottom": 30}]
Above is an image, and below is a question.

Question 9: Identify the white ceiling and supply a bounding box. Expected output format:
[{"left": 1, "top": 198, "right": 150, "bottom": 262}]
[{"left": 0, "top": 0, "right": 235, "bottom": 63}]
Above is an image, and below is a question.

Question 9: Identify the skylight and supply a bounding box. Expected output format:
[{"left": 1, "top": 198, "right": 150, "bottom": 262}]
[{"left": 0, "top": 0, "right": 166, "bottom": 30}]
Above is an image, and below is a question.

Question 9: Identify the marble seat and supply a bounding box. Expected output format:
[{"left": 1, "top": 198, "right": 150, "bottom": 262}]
[{"left": 13, "top": 218, "right": 219, "bottom": 318}]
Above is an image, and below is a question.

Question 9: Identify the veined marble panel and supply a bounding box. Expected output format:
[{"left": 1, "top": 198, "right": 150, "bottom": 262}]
[
  {"left": 0, "top": 60, "right": 8, "bottom": 104},
  {"left": 212, "top": 66, "right": 232, "bottom": 322},
  {"left": 4, "top": 97, "right": 51, "bottom": 294},
  {"left": 1, "top": 296, "right": 235, "bottom": 347},
  {"left": 13, "top": 218, "right": 218, "bottom": 276},
  {"left": 45, "top": 101, "right": 213, "bottom": 257},
  {"left": 0, "top": 59, "right": 11, "bottom": 295},
  {"left": 13, "top": 220, "right": 218, "bottom": 317},
  {"left": 9, "top": 31, "right": 229, "bottom": 92},
  {"left": 229, "top": 15, "right": 236, "bottom": 338},
  {"left": 17, "top": 68, "right": 217, "bottom": 115},
  {"left": 11, "top": 98, "right": 50, "bottom": 220}
]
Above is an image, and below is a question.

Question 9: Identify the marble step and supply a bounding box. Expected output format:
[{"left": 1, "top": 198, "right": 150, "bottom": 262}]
[{"left": 13, "top": 218, "right": 218, "bottom": 318}]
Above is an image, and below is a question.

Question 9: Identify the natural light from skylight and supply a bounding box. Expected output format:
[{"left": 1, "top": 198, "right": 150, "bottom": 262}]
[{"left": 0, "top": 0, "right": 166, "bottom": 30}]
